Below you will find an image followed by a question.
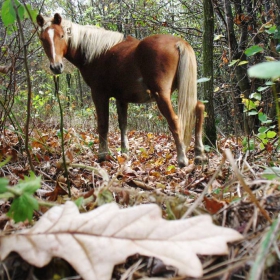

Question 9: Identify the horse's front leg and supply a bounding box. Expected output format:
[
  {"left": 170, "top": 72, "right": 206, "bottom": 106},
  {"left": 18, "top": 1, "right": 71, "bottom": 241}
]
[
  {"left": 116, "top": 100, "right": 129, "bottom": 152},
  {"left": 194, "top": 101, "right": 207, "bottom": 164},
  {"left": 93, "top": 95, "right": 110, "bottom": 162}
]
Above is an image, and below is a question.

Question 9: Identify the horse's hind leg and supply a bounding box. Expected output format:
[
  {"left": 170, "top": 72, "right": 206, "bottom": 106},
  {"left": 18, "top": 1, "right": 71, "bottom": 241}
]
[
  {"left": 92, "top": 94, "right": 109, "bottom": 162},
  {"left": 194, "top": 101, "right": 207, "bottom": 164},
  {"left": 154, "top": 93, "right": 188, "bottom": 167},
  {"left": 116, "top": 100, "right": 129, "bottom": 152}
]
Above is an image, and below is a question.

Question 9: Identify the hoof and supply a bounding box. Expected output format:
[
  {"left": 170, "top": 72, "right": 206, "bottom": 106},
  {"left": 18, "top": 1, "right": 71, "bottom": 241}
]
[
  {"left": 194, "top": 154, "right": 208, "bottom": 165},
  {"left": 97, "top": 153, "right": 108, "bottom": 163},
  {"left": 178, "top": 158, "right": 189, "bottom": 168}
]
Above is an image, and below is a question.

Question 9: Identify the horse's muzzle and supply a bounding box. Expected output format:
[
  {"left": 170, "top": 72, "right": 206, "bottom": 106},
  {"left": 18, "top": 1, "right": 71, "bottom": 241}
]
[{"left": 50, "top": 63, "right": 64, "bottom": 74}]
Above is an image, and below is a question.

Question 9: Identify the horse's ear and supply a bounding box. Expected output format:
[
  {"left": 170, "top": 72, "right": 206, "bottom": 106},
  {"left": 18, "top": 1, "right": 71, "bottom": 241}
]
[
  {"left": 53, "top": 13, "right": 62, "bottom": 25},
  {"left": 36, "top": 14, "right": 45, "bottom": 27}
]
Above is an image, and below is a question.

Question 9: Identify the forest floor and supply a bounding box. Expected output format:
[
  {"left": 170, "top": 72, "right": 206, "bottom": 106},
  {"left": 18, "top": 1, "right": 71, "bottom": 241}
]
[{"left": 0, "top": 123, "right": 280, "bottom": 279}]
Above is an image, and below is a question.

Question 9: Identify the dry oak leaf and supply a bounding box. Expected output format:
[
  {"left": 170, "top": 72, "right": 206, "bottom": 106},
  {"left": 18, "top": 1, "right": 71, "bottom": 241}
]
[{"left": 0, "top": 202, "right": 243, "bottom": 279}]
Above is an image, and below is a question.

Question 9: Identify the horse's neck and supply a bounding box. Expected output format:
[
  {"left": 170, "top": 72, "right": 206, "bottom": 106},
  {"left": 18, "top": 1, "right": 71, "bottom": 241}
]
[
  {"left": 64, "top": 46, "right": 84, "bottom": 69},
  {"left": 65, "top": 45, "right": 104, "bottom": 87},
  {"left": 64, "top": 23, "right": 123, "bottom": 69}
]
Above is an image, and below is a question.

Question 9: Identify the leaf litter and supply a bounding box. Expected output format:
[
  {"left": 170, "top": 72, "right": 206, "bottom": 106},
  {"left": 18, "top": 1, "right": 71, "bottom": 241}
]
[{"left": 0, "top": 126, "right": 280, "bottom": 279}]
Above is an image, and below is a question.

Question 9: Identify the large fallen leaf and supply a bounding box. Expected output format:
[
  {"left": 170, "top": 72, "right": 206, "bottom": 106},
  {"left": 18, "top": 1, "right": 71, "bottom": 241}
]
[{"left": 0, "top": 202, "right": 242, "bottom": 279}]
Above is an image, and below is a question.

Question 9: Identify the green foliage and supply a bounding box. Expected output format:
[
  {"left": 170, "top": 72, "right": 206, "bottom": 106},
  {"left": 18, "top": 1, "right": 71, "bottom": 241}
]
[
  {"left": 8, "top": 191, "right": 38, "bottom": 223},
  {"left": 261, "top": 167, "right": 280, "bottom": 180},
  {"left": 242, "top": 137, "right": 255, "bottom": 151},
  {"left": 203, "top": 145, "right": 211, "bottom": 152},
  {"left": 245, "top": 45, "right": 263, "bottom": 57},
  {"left": 228, "top": 59, "right": 248, "bottom": 67},
  {"left": 0, "top": 177, "right": 9, "bottom": 193},
  {"left": 248, "top": 61, "right": 280, "bottom": 79},
  {"left": 0, "top": 172, "right": 41, "bottom": 222},
  {"left": 1, "top": 0, "right": 38, "bottom": 30},
  {"left": 242, "top": 93, "right": 276, "bottom": 151},
  {"left": 97, "top": 189, "right": 114, "bottom": 206},
  {"left": 1, "top": 0, "right": 21, "bottom": 26},
  {"left": 197, "top": 77, "right": 211, "bottom": 83}
]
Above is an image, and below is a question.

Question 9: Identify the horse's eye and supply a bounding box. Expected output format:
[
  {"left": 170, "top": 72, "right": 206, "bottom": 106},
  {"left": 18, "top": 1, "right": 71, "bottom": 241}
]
[{"left": 61, "top": 34, "right": 64, "bottom": 39}]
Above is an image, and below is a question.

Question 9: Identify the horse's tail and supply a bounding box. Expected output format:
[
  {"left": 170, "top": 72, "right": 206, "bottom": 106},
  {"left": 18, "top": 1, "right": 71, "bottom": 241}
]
[{"left": 176, "top": 41, "right": 197, "bottom": 149}]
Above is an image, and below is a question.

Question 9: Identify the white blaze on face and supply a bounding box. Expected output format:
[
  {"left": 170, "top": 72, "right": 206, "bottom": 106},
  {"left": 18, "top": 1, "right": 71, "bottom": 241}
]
[{"left": 47, "top": 28, "right": 56, "bottom": 62}]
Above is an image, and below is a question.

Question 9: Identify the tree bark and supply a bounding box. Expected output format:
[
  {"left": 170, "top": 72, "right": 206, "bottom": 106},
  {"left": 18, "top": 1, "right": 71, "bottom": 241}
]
[
  {"left": 202, "top": 0, "right": 216, "bottom": 145},
  {"left": 223, "top": 0, "right": 252, "bottom": 134}
]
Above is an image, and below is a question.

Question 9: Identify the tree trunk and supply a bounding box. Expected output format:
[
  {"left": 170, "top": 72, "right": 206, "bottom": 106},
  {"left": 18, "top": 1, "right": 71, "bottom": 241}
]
[
  {"left": 202, "top": 0, "right": 216, "bottom": 146},
  {"left": 223, "top": 0, "right": 252, "bottom": 134}
]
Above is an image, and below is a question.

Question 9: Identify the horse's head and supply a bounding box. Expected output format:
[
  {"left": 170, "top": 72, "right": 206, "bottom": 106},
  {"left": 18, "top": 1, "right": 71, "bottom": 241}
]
[{"left": 37, "top": 13, "right": 67, "bottom": 74}]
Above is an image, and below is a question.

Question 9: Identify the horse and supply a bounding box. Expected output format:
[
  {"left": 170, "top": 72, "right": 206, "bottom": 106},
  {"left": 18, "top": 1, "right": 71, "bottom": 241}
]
[{"left": 36, "top": 13, "right": 206, "bottom": 167}]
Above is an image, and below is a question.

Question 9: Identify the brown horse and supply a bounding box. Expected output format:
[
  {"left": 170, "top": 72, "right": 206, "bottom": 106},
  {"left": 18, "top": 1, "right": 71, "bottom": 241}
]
[{"left": 36, "top": 13, "right": 206, "bottom": 167}]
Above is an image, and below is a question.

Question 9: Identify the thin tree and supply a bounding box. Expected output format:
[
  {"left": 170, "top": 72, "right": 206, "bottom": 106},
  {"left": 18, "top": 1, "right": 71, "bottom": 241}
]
[{"left": 202, "top": 0, "right": 216, "bottom": 146}]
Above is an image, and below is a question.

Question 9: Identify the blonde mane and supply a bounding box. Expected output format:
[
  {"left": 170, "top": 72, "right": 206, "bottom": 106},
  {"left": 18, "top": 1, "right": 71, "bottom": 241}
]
[{"left": 41, "top": 17, "right": 124, "bottom": 63}]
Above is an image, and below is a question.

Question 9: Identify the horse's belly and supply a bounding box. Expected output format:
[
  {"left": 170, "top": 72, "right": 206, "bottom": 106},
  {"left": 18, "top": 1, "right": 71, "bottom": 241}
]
[{"left": 115, "top": 77, "right": 154, "bottom": 103}]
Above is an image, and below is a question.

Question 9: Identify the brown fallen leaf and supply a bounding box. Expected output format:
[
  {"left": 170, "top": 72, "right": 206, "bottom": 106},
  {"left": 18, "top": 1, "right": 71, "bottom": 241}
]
[
  {"left": 45, "top": 176, "right": 68, "bottom": 201},
  {"left": 127, "top": 179, "right": 155, "bottom": 191},
  {"left": 203, "top": 196, "right": 226, "bottom": 214},
  {"left": 0, "top": 202, "right": 243, "bottom": 279}
]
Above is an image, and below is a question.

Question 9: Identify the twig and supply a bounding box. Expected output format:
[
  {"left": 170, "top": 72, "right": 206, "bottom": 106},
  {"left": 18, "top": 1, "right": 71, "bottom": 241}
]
[
  {"left": 224, "top": 149, "right": 272, "bottom": 224},
  {"left": 252, "top": 136, "right": 279, "bottom": 157},
  {"left": 181, "top": 154, "right": 226, "bottom": 219},
  {"left": 53, "top": 76, "right": 71, "bottom": 197},
  {"left": 12, "top": 0, "right": 34, "bottom": 171},
  {"left": 248, "top": 214, "right": 280, "bottom": 280}
]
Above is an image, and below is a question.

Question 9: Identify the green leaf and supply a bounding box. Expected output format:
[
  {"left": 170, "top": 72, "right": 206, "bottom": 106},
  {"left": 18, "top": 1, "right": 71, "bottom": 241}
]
[
  {"left": 262, "top": 120, "right": 272, "bottom": 124},
  {"left": 266, "top": 25, "right": 277, "bottom": 35},
  {"left": 258, "top": 112, "right": 267, "bottom": 122},
  {"left": 257, "top": 86, "right": 269, "bottom": 92},
  {"left": 267, "top": 131, "right": 277, "bottom": 139},
  {"left": 214, "top": 34, "right": 224, "bottom": 41},
  {"left": 245, "top": 45, "right": 263, "bottom": 57},
  {"left": 274, "top": 30, "right": 280, "bottom": 40},
  {"left": 258, "top": 132, "right": 266, "bottom": 140},
  {"left": 249, "top": 92, "right": 262, "bottom": 100},
  {"left": 249, "top": 215, "right": 280, "bottom": 280},
  {"left": 1, "top": 0, "right": 25, "bottom": 27},
  {"left": 259, "top": 143, "right": 265, "bottom": 150},
  {"left": 16, "top": 172, "right": 41, "bottom": 194},
  {"left": 238, "top": 60, "right": 248, "bottom": 66},
  {"left": 74, "top": 197, "right": 84, "bottom": 207},
  {"left": 197, "top": 77, "right": 211, "bottom": 83},
  {"left": 242, "top": 138, "right": 255, "bottom": 151},
  {"left": 0, "top": 156, "right": 11, "bottom": 167},
  {"left": 248, "top": 110, "right": 258, "bottom": 116},
  {"left": 7, "top": 193, "right": 39, "bottom": 222},
  {"left": 1, "top": 0, "right": 16, "bottom": 26},
  {"left": 229, "top": 59, "right": 239, "bottom": 67},
  {"left": 167, "top": 165, "right": 176, "bottom": 171},
  {"left": 243, "top": 99, "right": 257, "bottom": 111},
  {"left": 0, "top": 178, "right": 9, "bottom": 194},
  {"left": 23, "top": 4, "right": 38, "bottom": 22},
  {"left": 165, "top": 202, "right": 176, "bottom": 220},
  {"left": 248, "top": 61, "right": 280, "bottom": 79},
  {"left": 261, "top": 167, "right": 280, "bottom": 180},
  {"left": 15, "top": 0, "right": 25, "bottom": 20},
  {"left": 258, "top": 126, "right": 268, "bottom": 133},
  {"left": 96, "top": 189, "right": 113, "bottom": 206},
  {"left": 203, "top": 145, "right": 211, "bottom": 152}
]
